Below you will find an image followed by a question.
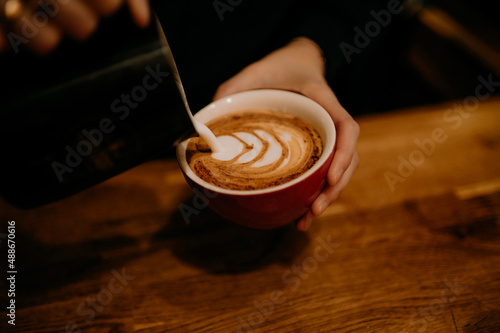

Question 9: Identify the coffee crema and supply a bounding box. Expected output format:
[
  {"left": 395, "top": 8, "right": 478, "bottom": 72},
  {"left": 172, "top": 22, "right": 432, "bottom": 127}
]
[{"left": 185, "top": 109, "right": 323, "bottom": 191}]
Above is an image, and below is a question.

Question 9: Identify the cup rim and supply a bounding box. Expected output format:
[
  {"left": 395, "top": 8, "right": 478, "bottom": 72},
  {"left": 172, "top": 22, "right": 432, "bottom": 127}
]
[{"left": 176, "top": 89, "right": 336, "bottom": 196}]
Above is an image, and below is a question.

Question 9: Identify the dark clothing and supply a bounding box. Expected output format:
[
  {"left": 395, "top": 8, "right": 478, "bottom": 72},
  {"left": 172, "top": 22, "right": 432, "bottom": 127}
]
[
  {"left": 0, "top": 0, "right": 407, "bottom": 208},
  {"left": 0, "top": 0, "right": 407, "bottom": 114},
  {"left": 153, "top": 0, "right": 403, "bottom": 112}
]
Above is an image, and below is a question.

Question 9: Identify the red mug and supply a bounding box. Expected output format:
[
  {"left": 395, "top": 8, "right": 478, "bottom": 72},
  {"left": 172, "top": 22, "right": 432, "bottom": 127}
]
[{"left": 176, "top": 89, "right": 336, "bottom": 229}]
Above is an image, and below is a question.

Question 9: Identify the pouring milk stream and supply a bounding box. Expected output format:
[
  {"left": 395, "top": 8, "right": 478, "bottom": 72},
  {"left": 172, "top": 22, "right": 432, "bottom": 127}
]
[{"left": 155, "top": 16, "right": 223, "bottom": 154}]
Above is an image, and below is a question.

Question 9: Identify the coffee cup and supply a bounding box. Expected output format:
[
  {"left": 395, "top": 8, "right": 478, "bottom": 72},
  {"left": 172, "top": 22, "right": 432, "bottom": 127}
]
[{"left": 176, "top": 89, "right": 336, "bottom": 229}]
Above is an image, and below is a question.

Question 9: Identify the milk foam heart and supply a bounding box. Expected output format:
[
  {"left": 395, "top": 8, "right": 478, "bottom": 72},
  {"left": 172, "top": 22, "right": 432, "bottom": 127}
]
[{"left": 185, "top": 109, "right": 323, "bottom": 191}]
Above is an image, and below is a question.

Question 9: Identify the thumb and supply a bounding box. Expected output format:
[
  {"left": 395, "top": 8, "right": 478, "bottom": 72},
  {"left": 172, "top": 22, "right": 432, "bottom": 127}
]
[{"left": 213, "top": 64, "right": 266, "bottom": 101}]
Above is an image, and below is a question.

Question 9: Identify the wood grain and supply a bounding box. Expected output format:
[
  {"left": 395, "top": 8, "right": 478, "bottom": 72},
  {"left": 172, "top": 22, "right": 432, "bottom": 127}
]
[{"left": 1, "top": 97, "right": 499, "bottom": 333}]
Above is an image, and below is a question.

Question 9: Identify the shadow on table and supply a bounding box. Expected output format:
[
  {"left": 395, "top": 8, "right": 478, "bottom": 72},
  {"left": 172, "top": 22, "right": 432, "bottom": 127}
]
[
  {"left": 153, "top": 196, "right": 310, "bottom": 275},
  {"left": 1, "top": 224, "right": 142, "bottom": 305},
  {"left": 0, "top": 182, "right": 160, "bottom": 302}
]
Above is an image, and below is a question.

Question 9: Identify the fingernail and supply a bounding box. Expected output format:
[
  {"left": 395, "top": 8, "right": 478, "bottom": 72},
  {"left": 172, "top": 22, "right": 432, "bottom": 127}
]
[
  {"left": 334, "top": 169, "right": 343, "bottom": 184},
  {"left": 318, "top": 200, "right": 329, "bottom": 215},
  {"left": 297, "top": 213, "right": 313, "bottom": 231},
  {"left": 303, "top": 213, "right": 313, "bottom": 230}
]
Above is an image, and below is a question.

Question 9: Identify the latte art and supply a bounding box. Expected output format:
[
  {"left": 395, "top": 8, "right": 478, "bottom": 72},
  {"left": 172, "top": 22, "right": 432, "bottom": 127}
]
[{"left": 185, "top": 109, "right": 323, "bottom": 190}]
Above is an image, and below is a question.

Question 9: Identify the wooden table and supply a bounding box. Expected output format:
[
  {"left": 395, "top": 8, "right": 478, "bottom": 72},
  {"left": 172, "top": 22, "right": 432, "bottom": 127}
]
[{"left": 1, "top": 97, "right": 499, "bottom": 333}]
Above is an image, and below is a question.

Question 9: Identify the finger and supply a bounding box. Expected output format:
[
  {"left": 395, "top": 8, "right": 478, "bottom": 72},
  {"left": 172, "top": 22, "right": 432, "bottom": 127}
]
[
  {"left": 213, "top": 79, "right": 241, "bottom": 101},
  {"left": 296, "top": 211, "right": 314, "bottom": 232},
  {"left": 126, "top": 0, "right": 150, "bottom": 28},
  {"left": 51, "top": 0, "right": 98, "bottom": 41},
  {"left": 26, "top": 22, "right": 63, "bottom": 54},
  {"left": 213, "top": 64, "right": 267, "bottom": 100},
  {"left": 295, "top": 150, "right": 359, "bottom": 230},
  {"left": 327, "top": 117, "right": 360, "bottom": 186},
  {"left": 11, "top": 16, "right": 63, "bottom": 54},
  {"left": 310, "top": 151, "right": 359, "bottom": 216},
  {"left": 86, "top": 0, "right": 123, "bottom": 16},
  {"left": 213, "top": 79, "right": 237, "bottom": 101},
  {"left": 301, "top": 82, "right": 360, "bottom": 186}
]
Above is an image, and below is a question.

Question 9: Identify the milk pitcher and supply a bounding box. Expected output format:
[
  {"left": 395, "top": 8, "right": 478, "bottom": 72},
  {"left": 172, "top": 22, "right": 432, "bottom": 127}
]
[{"left": 0, "top": 17, "right": 194, "bottom": 208}]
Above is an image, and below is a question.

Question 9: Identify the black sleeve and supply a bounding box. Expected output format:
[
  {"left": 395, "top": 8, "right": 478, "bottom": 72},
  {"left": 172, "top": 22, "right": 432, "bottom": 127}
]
[
  {"left": 285, "top": 0, "right": 405, "bottom": 84},
  {"left": 153, "top": 0, "right": 401, "bottom": 111}
]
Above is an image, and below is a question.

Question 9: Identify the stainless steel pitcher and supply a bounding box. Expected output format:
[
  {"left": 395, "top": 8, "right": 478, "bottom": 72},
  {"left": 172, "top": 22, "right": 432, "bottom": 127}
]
[{"left": 0, "top": 14, "right": 194, "bottom": 208}]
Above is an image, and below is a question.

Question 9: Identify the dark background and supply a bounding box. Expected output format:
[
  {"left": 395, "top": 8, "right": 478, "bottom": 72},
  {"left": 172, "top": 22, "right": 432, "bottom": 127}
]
[
  {"left": 1, "top": 0, "right": 500, "bottom": 115},
  {"left": 0, "top": 0, "right": 499, "bottom": 207}
]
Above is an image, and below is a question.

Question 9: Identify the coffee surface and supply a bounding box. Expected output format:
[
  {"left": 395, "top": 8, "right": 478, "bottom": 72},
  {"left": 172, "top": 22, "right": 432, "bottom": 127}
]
[{"left": 185, "top": 109, "right": 323, "bottom": 190}]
